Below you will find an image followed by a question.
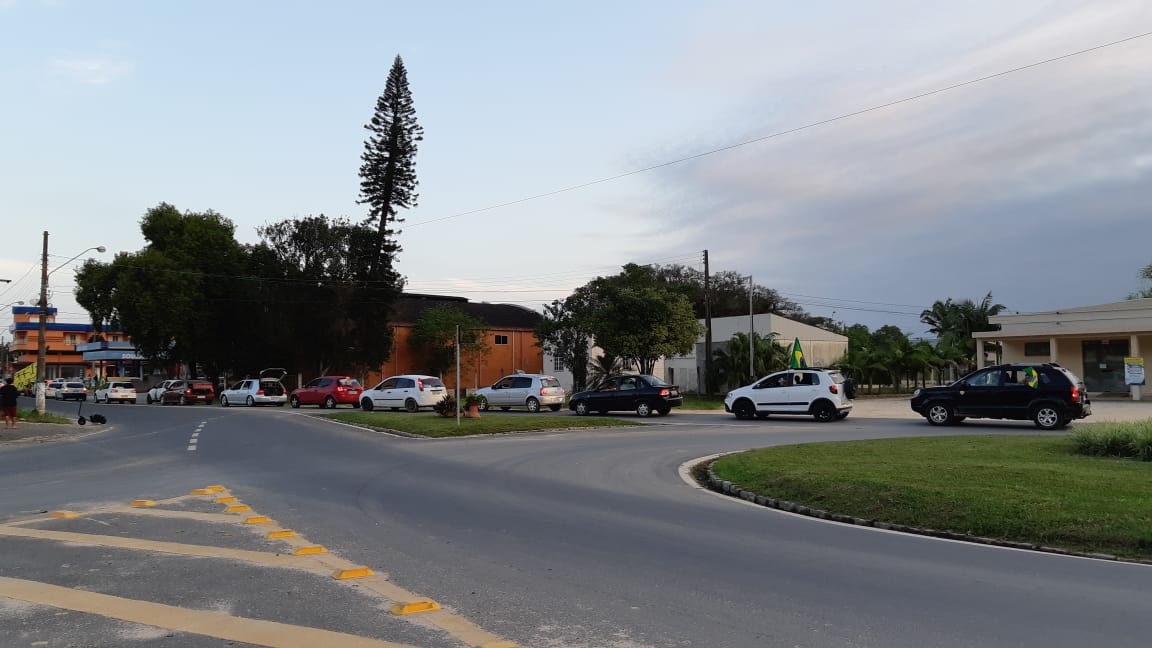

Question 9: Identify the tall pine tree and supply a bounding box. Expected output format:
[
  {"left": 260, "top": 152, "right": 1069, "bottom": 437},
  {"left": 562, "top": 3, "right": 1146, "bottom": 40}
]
[{"left": 358, "top": 54, "right": 423, "bottom": 279}]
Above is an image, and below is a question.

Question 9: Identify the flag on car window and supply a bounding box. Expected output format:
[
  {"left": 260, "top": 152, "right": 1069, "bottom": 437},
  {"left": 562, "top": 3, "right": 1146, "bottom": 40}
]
[
  {"left": 1023, "top": 366, "right": 1039, "bottom": 389},
  {"left": 789, "top": 337, "right": 807, "bottom": 369}
]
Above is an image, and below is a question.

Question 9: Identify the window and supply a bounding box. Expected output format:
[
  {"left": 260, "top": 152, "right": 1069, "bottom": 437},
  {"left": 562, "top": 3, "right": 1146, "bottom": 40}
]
[
  {"left": 494, "top": 334, "right": 509, "bottom": 345},
  {"left": 512, "top": 377, "right": 532, "bottom": 388},
  {"left": 552, "top": 356, "right": 566, "bottom": 371},
  {"left": 1024, "top": 342, "right": 1051, "bottom": 357},
  {"left": 376, "top": 378, "right": 397, "bottom": 390},
  {"left": 395, "top": 378, "right": 414, "bottom": 389},
  {"left": 965, "top": 370, "right": 1001, "bottom": 387},
  {"left": 65, "top": 333, "right": 78, "bottom": 345}
]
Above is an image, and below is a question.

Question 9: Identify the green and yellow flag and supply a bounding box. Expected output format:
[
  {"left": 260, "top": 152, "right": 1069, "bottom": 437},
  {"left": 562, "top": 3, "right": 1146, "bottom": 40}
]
[
  {"left": 789, "top": 337, "right": 807, "bottom": 369},
  {"left": 1023, "top": 366, "right": 1039, "bottom": 389}
]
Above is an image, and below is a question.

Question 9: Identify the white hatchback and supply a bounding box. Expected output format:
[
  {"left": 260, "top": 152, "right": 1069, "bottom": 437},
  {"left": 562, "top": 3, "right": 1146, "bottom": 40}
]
[
  {"left": 359, "top": 375, "right": 446, "bottom": 412},
  {"left": 724, "top": 369, "right": 854, "bottom": 422},
  {"left": 219, "top": 369, "right": 288, "bottom": 407},
  {"left": 96, "top": 381, "right": 138, "bottom": 404},
  {"left": 475, "top": 373, "right": 566, "bottom": 413}
]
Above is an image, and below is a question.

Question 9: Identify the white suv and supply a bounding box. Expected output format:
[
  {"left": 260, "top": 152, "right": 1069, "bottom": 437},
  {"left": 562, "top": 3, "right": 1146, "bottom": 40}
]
[
  {"left": 724, "top": 369, "right": 854, "bottom": 422},
  {"left": 476, "top": 373, "right": 566, "bottom": 413}
]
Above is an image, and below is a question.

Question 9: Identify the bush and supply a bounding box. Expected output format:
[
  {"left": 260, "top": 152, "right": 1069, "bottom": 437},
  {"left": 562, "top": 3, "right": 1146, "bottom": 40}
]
[
  {"left": 432, "top": 394, "right": 457, "bottom": 417},
  {"left": 1071, "top": 421, "right": 1152, "bottom": 461}
]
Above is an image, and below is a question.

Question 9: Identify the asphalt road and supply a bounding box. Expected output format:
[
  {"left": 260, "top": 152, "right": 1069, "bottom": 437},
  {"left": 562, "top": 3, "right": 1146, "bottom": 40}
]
[{"left": 1, "top": 398, "right": 1150, "bottom": 647}]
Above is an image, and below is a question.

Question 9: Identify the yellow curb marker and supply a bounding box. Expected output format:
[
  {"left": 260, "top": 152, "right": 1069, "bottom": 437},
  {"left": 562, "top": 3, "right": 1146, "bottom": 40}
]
[
  {"left": 266, "top": 530, "right": 296, "bottom": 539},
  {"left": 293, "top": 546, "right": 327, "bottom": 556},
  {"left": 205, "top": 485, "right": 227, "bottom": 492},
  {"left": 481, "top": 643, "right": 522, "bottom": 648},
  {"left": 333, "top": 567, "right": 374, "bottom": 580},
  {"left": 224, "top": 505, "right": 252, "bottom": 513},
  {"left": 244, "top": 516, "right": 272, "bottom": 524},
  {"left": 51, "top": 511, "right": 79, "bottom": 519},
  {"left": 189, "top": 488, "right": 211, "bottom": 495},
  {"left": 390, "top": 599, "right": 441, "bottom": 616},
  {"left": 130, "top": 500, "right": 156, "bottom": 508},
  {"left": 214, "top": 496, "right": 238, "bottom": 503}
]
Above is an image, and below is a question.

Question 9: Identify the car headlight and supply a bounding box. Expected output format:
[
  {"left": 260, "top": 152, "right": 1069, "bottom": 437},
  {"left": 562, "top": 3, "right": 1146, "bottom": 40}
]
[{"left": 912, "top": 389, "right": 921, "bottom": 398}]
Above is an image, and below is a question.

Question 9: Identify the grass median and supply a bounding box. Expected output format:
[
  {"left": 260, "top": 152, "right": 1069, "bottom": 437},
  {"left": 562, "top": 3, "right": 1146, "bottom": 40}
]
[
  {"left": 17, "top": 408, "right": 71, "bottom": 424},
  {"left": 710, "top": 432, "right": 1152, "bottom": 559},
  {"left": 323, "top": 411, "right": 640, "bottom": 438}
]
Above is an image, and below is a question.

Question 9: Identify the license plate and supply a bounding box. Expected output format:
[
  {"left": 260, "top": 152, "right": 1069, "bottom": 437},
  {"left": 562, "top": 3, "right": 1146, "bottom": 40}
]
[
  {"left": 670, "top": 390, "right": 680, "bottom": 397},
  {"left": 349, "top": 390, "right": 360, "bottom": 395}
]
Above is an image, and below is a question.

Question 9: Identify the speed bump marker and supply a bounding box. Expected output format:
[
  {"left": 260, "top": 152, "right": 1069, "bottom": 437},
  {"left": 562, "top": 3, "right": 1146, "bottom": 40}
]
[
  {"left": 51, "top": 511, "right": 79, "bottom": 519},
  {"left": 223, "top": 505, "right": 252, "bottom": 513},
  {"left": 189, "top": 488, "right": 211, "bottom": 495},
  {"left": 214, "top": 496, "right": 238, "bottom": 504},
  {"left": 293, "top": 546, "right": 327, "bottom": 556},
  {"left": 205, "top": 485, "right": 227, "bottom": 493},
  {"left": 332, "top": 567, "right": 374, "bottom": 580},
  {"left": 130, "top": 500, "right": 156, "bottom": 508},
  {"left": 243, "top": 516, "right": 271, "bottom": 524},
  {"left": 390, "top": 599, "right": 441, "bottom": 616},
  {"left": 266, "top": 530, "right": 296, "bottom": 539}
]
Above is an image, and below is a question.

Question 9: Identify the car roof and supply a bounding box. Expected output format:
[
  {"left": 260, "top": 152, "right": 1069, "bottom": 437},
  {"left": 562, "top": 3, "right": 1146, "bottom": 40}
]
[{"left": 384, "top": 374, "right": 440, "bottom": 380}]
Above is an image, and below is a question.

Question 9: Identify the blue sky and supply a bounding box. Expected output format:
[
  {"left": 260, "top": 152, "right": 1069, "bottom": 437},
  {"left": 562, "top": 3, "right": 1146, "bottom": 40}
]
[{"left": 2, "top": 0, "right": 1151, "bottom": 340}]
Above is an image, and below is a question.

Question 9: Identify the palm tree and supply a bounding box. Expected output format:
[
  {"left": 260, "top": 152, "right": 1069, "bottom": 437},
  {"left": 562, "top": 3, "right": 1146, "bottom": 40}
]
[
  {"left": 711, "top": 332, "right": 789, "bottom": 391},
  {"left": 920, "top": 292, "right": 1005, "bottom": 372},
  {"left": 587, "top": 352, "right": 624, "bottom": 387}
]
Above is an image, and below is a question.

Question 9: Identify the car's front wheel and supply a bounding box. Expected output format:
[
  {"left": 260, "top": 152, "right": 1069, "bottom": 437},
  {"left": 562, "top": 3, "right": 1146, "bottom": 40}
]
[
  {"left": 926, "top": 402, "right": 955, "bottom": 426},
  {"left": 1032, "top": 404, "right": 1065, "bottom": 430},
  {"left": 732, "top": 399, "right": 756, "bottom": 420},
  {"left": 573, "top": 400, "right": 589, "bottom": 416},
  {"left": 361, "top": 398, "right": 374, "bottom": 412},
  {"left": 526, "top": 397, "right": 540, "bottom": 413}
]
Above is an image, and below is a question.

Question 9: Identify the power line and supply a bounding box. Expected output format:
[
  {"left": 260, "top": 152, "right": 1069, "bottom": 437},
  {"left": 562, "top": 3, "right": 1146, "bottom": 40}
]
[{"left": 404, "top": 30, "right": 1152, "bottom": 229}]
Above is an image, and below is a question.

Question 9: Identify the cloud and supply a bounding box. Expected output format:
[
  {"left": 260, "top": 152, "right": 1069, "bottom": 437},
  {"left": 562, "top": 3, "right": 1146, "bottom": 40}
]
[{"left": 50, "top": 58, "right": 134, "bottom": 84}]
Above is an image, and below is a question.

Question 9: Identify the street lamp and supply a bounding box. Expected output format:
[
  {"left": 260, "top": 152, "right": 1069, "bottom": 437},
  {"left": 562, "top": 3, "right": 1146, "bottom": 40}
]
[{"left": 35, "top": 231, "right": 106, "bottom": 414}]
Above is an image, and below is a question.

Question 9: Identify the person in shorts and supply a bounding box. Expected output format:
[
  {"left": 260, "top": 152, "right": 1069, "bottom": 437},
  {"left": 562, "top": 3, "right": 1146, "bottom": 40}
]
[{"left": 1, "top": 378, "right": 19, "bottom": 429}]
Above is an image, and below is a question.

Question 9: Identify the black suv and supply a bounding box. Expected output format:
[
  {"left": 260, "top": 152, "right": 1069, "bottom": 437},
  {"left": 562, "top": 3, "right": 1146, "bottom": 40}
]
[{"left": 910, "top": 363, "right": 1091, "bottom": 430}]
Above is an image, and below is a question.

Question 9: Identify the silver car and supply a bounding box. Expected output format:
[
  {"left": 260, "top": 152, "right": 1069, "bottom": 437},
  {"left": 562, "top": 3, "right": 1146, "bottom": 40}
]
[
  {"left": 219, "top": 369, "right": 288, "bottom": 407},
  {"left": 476, "top": 373, "right": 566, "bottom": 412}
]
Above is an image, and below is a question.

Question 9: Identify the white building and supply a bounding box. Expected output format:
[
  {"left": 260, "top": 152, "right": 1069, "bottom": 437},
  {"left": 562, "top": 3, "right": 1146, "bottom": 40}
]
[
  {"left": 665, "top": 314, "right": 847, "bottom": 393},
  {"left": 973, "top": 298, "right": 1150, "bottom": 401}
]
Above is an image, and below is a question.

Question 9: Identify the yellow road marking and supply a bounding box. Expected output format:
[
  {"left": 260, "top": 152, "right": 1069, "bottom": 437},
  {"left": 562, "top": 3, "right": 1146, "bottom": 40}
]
[
  {"left": 0, "top": 576, "right": 418, "bottom": 648},
  {"left": 130, "top": 500, "right": 156, "bottom": 507}
]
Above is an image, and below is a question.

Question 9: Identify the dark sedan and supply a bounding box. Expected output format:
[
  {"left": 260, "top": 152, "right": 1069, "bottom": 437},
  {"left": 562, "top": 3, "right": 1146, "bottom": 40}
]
[{"left": 569, "top": 374, "right": 683, "bottom": 417}]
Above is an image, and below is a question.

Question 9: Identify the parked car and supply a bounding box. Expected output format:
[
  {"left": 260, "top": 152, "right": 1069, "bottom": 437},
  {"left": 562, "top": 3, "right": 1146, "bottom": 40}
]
[
  {"left": 220, "top": 369, "right": 288, "bottom": 407},
  {"left": 476, "top": 373, "right": 566, "bottom": 412},
  {"left": 724, "top": 368, "right": 855, "bottom": 422},
  {"left": 43, "top": 380, "right": 64, "bottom": 399},
  {"left": 95, "top": 381, "right": 137, "bottom": 404},
  {"left": 289, "top": 376, "right": 362, "bottom": 409},
  {"left": 569, "top": 374, "right": 683, "bottom": 417},
  {"left": 146, "top": 380, "right": 180, "bottom": 404},
  {"left": 160, "top": 380, "right": 215, "bottom": 405},
  {"left": 910, "top": 362, "right": 1091, "bottom": 430},
  {"left": 359, "top": 374, "right": 446, "bottom": 412},
  {"left": 55, "top": 381, "right": 88, "bottom": 401}
]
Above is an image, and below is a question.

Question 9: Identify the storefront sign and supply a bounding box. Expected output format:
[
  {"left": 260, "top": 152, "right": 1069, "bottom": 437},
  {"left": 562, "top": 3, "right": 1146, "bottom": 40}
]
[{"left": 1125, "top": 357, "right": 1145, "bottom": 386}]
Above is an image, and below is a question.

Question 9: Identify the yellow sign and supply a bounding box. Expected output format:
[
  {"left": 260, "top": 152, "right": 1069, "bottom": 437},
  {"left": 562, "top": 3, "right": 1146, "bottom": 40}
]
[{"left": 13, "top": 364, "right": 36, "bottom": 392}]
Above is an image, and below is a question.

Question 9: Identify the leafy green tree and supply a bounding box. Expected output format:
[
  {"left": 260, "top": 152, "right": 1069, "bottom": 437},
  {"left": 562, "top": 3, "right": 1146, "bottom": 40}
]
[
  {"left": 572, "top": 264, "right": 703, "bottom": 374},
  {"left": 920, "top": 292, "right": 1006, "bottom": 372},
  {"left": 535, "top": 299, "right": 589, "bottom": 392},
  {"left": 1129, "top": 263, "right": 1152, "bottom": 299},
  {"left": 358, "top": 55, "right": 422, "bottom": 278},
  {"left": 650, "top": 263, "right": 820, "bottom": 323},
  {"left": 408, "top": 305, "right": 489, "bottom": 378}
]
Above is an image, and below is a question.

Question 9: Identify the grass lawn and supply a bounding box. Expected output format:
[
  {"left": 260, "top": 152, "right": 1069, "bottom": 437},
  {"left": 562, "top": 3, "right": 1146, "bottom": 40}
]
[
  {"left": 324, "top": 411, "right": 640, "bottom": 438},
  {"left": 17, "top": 408, "right": 71, "bottom": 424},
  {"left": 711, "top": 434, "right": 1152, "bottom": 559},
  {"left": 680, "top": 395, "right": 726, "bottom": 410}
]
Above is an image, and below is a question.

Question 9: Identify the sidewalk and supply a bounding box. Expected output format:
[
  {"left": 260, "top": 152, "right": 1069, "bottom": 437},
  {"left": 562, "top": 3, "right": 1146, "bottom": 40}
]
[
  {"left": 849, "top": 396, "right": 1152, "bottom": 423},
  {"left": 0, "top": 422, "right": 105, "bottom": 446}
]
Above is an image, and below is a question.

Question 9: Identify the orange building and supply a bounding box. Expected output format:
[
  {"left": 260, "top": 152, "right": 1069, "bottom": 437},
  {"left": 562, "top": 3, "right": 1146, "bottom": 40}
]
[
  {"left": 368, "top": 294, "right": 544, "bottom": 392},
  {"left": 7, "top": 306, "right": 137, "bottom": 380}
]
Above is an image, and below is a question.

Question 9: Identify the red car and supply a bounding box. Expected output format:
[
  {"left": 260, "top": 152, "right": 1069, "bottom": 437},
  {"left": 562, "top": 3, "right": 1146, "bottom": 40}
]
[
  {"left": 289, "top": 375, "right": 362, "bottom": 409},
  {"left": 160, "top": 380, "right": 215, "bottom": 405}
]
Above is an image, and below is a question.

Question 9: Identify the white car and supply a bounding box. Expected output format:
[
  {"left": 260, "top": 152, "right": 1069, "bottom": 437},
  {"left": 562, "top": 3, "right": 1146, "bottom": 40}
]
[
  {"left": 146, "top": 380, "right": 179, "bottom": 404},
  {"left": 96, "top": 381, "right": 138, "bottom": 404},
  {"left": 43, "top": 380, "right": 64, "bottom": 399},
  {"left": 55, "top": 381, "right": 89, "bottom": 401},
  {"left": 219, "top": 369, "right": 288, "bottom": 407},
  {"left": 359, "top": 375, "right": 446, "bottom": 412},
  {"left": 476, "top": 373, "right": 566, "bottom": 412},
  {"left": 724, "top": 368, "right": 855, "bottom": 422}
]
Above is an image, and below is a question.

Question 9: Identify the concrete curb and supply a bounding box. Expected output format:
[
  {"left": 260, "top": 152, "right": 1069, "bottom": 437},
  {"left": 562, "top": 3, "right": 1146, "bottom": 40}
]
[{"left": 698, "top": 459, "right": 1152, "bottom": 567}]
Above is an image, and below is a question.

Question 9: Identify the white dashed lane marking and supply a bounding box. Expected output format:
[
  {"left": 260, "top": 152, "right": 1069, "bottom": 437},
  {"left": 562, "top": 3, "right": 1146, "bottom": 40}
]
[{"left": 187, "top": 421, "right": 205, "bottom": 452}]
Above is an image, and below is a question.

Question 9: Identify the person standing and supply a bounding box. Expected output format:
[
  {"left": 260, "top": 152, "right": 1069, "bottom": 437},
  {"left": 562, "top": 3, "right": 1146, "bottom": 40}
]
[{"left": 1, "top": 378, "right": 19, "bottom": 429}]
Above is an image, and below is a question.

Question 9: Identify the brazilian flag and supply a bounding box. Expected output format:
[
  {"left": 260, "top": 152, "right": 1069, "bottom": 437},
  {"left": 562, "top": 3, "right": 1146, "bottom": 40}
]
[
  {"left": 1023, "top": 366, "right": 1039, "bottom": 389},
  {"left": 789, "top": 337, "right": 807, "bottom": 369}
]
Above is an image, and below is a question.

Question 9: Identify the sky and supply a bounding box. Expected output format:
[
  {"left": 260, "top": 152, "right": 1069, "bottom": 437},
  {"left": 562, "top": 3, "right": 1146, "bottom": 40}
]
[{"left": 2, "top": 0, "right": 1151, "bottom": 343}]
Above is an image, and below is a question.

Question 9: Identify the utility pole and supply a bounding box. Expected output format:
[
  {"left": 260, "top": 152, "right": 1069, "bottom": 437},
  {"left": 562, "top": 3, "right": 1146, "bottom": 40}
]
[
  {"left": 748, "top": 275, "right": 754, "bottom": 383},
  {"left": 35, "top": 231, "right": 49, "bottom": 414},
  {"left": 702, "top": 249, "right": 712, "bottom": 395}
]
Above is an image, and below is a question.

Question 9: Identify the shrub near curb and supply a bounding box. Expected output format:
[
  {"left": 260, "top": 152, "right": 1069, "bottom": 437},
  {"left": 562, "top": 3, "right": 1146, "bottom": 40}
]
[{"left": 1072, "top": 420, "right": 1152, "bottom": 461}]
